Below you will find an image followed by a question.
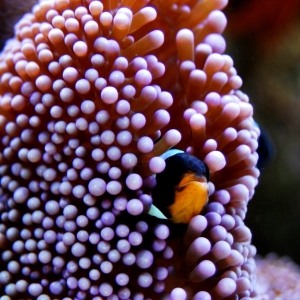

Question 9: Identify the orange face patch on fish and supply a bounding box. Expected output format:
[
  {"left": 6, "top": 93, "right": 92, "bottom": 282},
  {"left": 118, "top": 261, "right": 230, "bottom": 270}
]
[{"left": 168, "top": 173, "right": 208, "bottom": 224}]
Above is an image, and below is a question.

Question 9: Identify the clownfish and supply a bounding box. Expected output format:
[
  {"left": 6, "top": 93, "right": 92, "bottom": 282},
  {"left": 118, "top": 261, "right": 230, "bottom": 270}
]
[{"left": 149, "top": 150, "right": 209, "bottom": 224}]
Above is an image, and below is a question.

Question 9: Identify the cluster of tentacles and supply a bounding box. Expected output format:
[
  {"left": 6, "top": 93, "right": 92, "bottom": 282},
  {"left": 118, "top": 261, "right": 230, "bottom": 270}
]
[{"left": 0, "top": 0, "right": 259, "bottom": 299}]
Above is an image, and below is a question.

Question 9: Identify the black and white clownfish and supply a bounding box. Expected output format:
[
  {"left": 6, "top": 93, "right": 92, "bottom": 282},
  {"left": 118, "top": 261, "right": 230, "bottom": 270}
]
[{"left": 149, "top": 150, "right": 210, "bottom": 224}]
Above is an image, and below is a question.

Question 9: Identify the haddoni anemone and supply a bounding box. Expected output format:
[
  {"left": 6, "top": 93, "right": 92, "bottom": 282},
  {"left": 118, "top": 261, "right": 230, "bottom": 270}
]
[{"left": 0, "top": 0, "right": 261, "bottom": 299}]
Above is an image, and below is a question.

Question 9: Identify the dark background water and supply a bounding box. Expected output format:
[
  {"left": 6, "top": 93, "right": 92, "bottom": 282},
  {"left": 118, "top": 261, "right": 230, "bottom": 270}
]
[{"left": 226, "top": 0, "right": 300, "bottom": 265}]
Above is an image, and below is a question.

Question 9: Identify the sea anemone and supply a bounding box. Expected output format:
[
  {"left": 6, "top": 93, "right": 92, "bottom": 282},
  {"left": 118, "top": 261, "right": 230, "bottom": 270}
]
[
  {"left": 0, "top": 0, "right": 259, "bottom": 299},
  {"left": 255, "top": 254, "right": 300, "bottom": 299}
]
